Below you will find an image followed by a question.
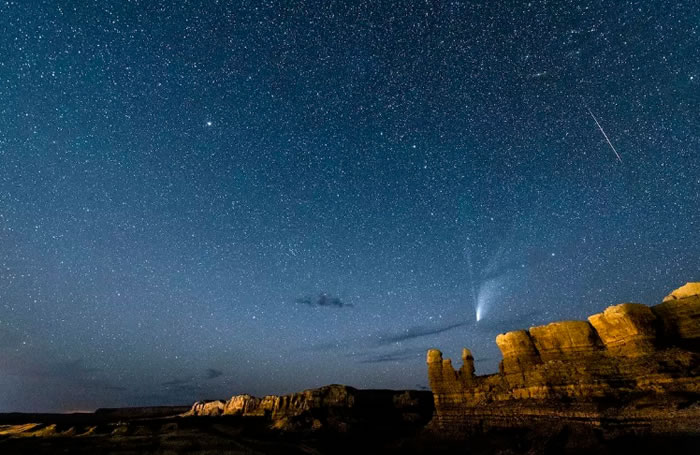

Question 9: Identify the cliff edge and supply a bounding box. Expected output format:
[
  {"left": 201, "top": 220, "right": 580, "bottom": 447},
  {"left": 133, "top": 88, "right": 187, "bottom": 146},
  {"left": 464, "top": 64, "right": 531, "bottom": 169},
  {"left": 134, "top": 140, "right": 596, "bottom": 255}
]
[
  {"left": 427, "top": 283, "right": 700, "bottom": 437},
  {"left": 183, "top": 384, "right": 433, "bottom": 432}
]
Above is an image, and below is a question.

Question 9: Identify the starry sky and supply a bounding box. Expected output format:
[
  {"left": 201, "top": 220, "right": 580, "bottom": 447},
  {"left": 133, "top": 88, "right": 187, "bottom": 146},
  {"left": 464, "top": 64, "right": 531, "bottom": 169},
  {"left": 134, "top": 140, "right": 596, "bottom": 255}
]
[{"left": 1, "top": 0, "right": 699, "bottom": 412}]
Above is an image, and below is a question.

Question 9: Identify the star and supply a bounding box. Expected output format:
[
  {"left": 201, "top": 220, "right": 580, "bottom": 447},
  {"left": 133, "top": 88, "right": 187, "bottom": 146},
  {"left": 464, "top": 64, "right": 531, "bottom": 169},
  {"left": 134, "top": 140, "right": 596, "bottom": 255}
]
[{"left": 2, "top": 0, "right": 697, "bottom": 413}]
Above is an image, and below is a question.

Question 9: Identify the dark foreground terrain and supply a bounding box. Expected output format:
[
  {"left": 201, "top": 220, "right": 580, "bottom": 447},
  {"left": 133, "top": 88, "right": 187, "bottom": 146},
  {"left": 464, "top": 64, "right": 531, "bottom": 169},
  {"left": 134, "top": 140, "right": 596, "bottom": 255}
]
[{"left": 1, "top": 406, "right": 699, "bottom": 455}]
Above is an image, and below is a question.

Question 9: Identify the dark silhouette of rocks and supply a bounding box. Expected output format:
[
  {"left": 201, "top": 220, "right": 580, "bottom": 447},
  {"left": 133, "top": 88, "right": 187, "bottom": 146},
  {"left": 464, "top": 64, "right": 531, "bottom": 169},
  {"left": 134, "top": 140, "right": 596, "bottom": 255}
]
[
  {"left": 427, "top": 283, "right": 700, "bottom": 439},
  {"left": 0, "top": 386, "right": 435, "bottom": 454},
  {"left": 184, "top": 384, "right": 433, "bottom": 432}
]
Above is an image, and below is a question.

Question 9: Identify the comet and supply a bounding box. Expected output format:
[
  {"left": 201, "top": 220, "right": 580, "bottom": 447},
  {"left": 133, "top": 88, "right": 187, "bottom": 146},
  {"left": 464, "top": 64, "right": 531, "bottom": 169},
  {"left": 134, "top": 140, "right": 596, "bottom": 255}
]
[
  {"left": 587, "top": 108, "right": 622, "bottom": 164},
  {"left": 475, "top": 277, "right": 503, "bottom": 323},
  {"left": 465, "top": 248, "right": 480, "bottom": 321}
]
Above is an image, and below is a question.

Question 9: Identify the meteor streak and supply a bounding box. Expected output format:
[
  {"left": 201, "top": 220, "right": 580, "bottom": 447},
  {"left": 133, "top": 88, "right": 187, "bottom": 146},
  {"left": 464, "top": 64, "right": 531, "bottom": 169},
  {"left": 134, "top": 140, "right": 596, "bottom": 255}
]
[{"left": 587, "top": 108, "right": 622, "bottom": 163}]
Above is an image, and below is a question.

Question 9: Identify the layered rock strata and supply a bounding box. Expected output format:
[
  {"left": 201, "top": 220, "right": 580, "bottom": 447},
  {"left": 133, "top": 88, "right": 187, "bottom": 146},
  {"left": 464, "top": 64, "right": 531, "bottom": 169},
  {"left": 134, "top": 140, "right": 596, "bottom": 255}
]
[
  {"left": 184, "top": 384, "right": 433, "bottom": 431},
  {"left": 428, "top": 283, "right": 700, "bottom": 436}
]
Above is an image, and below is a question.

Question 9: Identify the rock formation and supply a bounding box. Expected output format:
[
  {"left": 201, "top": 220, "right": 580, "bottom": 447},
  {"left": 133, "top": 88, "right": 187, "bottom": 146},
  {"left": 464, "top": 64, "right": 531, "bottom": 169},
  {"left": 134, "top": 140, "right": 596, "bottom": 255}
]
[
  {"left": 183, "top": 384, "right": 433, "bottom": 432},
  {"left": 427, "top": 283, "right": 700, "bottom": 437},
  {"left": 185, "top": 400, "right": 226, "bottom": 417},
  {"left": 663, "top": 282, "right": 700, "bottom": 301}
]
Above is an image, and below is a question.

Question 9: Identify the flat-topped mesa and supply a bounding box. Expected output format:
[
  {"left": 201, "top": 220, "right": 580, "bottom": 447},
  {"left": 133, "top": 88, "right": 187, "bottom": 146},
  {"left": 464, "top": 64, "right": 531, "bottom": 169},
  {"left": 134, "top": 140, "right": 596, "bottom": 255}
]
[
  {"left": 184, "top": 400, "right": 226, "bottom": 417},
  {"left": 183, "top": 385, "right": 434, "bottom": 432},
  {"left": 427, "top": 283, "right": 700, "bottom": 434},
  {"left": 185, "top": 385, "right": 358, "bottom": 419},
  {"left": 224, "top": 394, "right": 261, "bottom": 416}
]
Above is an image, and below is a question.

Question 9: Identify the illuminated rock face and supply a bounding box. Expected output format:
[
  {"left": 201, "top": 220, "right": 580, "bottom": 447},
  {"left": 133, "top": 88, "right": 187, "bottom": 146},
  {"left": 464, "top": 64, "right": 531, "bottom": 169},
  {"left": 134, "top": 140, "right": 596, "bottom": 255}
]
[
  {"left": 184, "top": 385, "right": 434, "bottom": 430},
  {"left": 223, "top": 394, "right": 260, "bottom": 416},
  {"left": 185, "top": 385, "right": 357, "bottom": 418},
  {"left": 588, "top": 303, "right": 657, "bottom": 356},
  {"left": 663, "top": 282, "right": 700, "bottom": 302},
  {"left": 427, "top": 283, "right": 700, "bottom": 436},
  {"left": 186, "top": 400, "right": 226, "bottom": 416},
  {"left": 529, "top": 320, "right": 601, "bottom": 362},
  {"left": 495, "top": 330, "right": 540, "bottom": 375}
]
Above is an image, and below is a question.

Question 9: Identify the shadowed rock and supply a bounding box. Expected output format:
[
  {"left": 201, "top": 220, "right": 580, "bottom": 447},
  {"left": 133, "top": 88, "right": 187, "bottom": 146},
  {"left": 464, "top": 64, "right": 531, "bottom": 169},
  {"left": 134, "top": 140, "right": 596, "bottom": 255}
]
[
  {"left": 653, "top": 283, "right": 700, "bottom": 349},
  {"left": 183, "top": 384, "right": 433, "bottom": 432}
]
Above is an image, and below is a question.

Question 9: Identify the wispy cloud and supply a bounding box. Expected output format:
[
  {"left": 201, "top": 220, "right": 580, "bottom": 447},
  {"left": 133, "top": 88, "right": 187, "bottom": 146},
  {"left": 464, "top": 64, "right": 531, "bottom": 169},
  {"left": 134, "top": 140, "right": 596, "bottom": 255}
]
[
  {"left": 473, "top": 310, "right": 545, "bottom": 333},
  {"left": 205, "top": 368, "right": 223, "bottom": 380},
  {"left": 375, "top": 321, "right": 471, "bottom": 345},
  {"left": 354, "top": 348, "right": 426, "bottom": 364},
  {"left": 298, "top": 320, "right": 470, "bottom": 354},
  {"left": 161, "top": 378, "right": 191, "bottom": 387},
  {"left": 99, "top": 384, "right": 129, "bottom": 392},
  {"left": 296, "top": 293, "right": 352, "bottom": 308},
  {"left": 296, "top": 309, "right": 544, "bottom": 356}
]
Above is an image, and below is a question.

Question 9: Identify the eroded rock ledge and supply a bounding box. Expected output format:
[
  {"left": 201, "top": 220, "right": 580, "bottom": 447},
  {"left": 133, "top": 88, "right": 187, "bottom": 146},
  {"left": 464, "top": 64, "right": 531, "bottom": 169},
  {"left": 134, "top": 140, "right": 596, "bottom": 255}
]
[
  {"left": 427, "top": 283, "right": 700, "bottom": 436},
  {"left": 183, "top": 384, "right": 433, "bottom": 432}
]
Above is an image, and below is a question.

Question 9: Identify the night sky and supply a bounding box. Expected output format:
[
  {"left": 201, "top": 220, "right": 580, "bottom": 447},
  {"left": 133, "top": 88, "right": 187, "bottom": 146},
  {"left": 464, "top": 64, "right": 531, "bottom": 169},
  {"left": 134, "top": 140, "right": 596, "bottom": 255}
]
[{"left": 1, "top": 0, "right": 699, "bottom": 412}]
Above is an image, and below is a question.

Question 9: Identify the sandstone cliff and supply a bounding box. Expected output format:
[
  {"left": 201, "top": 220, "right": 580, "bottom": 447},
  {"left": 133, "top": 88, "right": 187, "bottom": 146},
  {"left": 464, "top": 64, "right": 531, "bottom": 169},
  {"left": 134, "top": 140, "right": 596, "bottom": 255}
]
[
  {"left": 183, "top": 384, "right": 433, "bottom": 432},
  {"left": 427, "top": 283, "right": 700, "bottom": 437}
]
